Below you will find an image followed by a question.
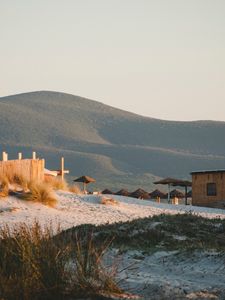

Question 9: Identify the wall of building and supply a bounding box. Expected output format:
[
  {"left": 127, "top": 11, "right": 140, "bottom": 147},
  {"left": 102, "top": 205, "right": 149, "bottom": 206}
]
[{"left": 192, "top": 172, "right": 225, "bottom": 207}]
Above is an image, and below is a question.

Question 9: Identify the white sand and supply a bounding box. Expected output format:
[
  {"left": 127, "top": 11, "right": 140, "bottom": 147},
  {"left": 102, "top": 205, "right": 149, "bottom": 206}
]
[
  {"left": 118, "top": 249, "right": 225, "bottom": 299},
  {"left": 1, "top": 192, "right": 225, "bottom": 299},
  {"left": 0, "top": 192, "right": 225, "bottom": 231}
]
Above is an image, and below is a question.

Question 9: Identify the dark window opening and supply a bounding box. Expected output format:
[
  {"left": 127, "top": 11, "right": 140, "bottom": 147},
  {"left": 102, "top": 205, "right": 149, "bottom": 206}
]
[{"left": 207, "top": 183, "right": 217, "bottom": 196}]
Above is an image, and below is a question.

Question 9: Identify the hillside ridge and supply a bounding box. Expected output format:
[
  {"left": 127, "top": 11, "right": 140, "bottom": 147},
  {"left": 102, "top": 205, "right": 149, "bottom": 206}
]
[{"left": 0, "top": 90, "right": 225, "bottom": 190}]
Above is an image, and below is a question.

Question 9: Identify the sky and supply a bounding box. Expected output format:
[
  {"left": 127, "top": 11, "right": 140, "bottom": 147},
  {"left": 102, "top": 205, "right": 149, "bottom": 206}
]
[{"left": 1, "top": 0, "right": 225, "bottom": 121}]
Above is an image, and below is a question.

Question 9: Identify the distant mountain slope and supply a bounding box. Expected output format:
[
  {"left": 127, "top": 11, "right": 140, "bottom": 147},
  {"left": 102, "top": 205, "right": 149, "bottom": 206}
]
[{"left": 0, "top": 91, "right": 225, "bottom": 191}]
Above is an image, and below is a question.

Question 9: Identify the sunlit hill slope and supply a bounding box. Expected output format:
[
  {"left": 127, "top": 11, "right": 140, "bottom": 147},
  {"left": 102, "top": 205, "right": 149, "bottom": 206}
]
[{"left": 0, "top": 91, "right": 225, "bottom": 191}]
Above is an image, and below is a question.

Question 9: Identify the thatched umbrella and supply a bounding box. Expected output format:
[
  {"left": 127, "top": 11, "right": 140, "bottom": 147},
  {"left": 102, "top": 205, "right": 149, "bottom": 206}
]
[
  {"left": 102, "top": 189, "right": 113, "bottom": 195},
  {"left": 115, "top": 189, "right": 130, "bottom": 196},
  {"left": 73, "top": 175, "right": 96, "bottom": 192},
  {"left": 169, "top": 189, "right": 185, "bottom": 198},
  {"left": 131, "top": 188, "right": 150, "bottom": 200},
  {"left": 154, "top": 177, "right": 192, "bottom": 204},
  {"left": 150, "top": 189, "right": 167, "bottom": 199}
]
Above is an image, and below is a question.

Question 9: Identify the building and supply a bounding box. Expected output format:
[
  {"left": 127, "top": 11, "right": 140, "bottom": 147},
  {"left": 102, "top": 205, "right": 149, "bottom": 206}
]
[{"left": 191, "top": 170, "right": 225, "bottom": 208}]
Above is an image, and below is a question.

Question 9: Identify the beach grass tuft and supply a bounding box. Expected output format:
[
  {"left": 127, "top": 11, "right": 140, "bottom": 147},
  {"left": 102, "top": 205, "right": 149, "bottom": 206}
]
[
  {"left": 0, "top": 222, "right": 124, "bottom": 300},
  {"left": 21, "top": 181, "right": 57, "bottom": 207},
  {"left": 0, "top": 176, "right": 9, "bottom": 198}
]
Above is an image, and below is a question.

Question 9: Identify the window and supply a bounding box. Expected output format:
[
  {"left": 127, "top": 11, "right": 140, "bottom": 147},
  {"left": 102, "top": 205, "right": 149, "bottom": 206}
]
[{"left": 207, "top": 183, "right": 217, "bottom": 196}]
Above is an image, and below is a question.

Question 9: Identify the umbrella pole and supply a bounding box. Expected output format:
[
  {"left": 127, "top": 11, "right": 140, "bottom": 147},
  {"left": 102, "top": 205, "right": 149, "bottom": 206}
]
[
  {"left": 185, "top": 186, "right": 187, "bottom": 205},
  {"left": 168, "top": 184, "right": 171, "bottom": 204}
]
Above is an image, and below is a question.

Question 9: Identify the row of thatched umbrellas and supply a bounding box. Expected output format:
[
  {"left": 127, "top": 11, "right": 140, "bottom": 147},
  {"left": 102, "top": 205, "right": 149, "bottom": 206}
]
[
  {"left": 102, "top": 188, "right": 192, "bottom": 200},
  {"left": 73, "top": 176, "right": 192, "bottom": 202}
]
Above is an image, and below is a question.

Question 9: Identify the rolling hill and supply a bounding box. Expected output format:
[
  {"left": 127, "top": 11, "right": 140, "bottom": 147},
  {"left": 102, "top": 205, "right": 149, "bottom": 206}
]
[{"left": 0, "top": 91, "right": 225, "bottom": 191}]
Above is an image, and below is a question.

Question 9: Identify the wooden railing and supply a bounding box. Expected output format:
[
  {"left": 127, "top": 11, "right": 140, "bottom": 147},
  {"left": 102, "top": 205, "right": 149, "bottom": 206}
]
[{"left": 0, "top": 151, "right": 45, "bottom": 182}]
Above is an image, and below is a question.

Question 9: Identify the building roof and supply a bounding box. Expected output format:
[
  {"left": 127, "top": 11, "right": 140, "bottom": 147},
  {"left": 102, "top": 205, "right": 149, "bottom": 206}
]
[
  {"left": 191, "top": 170, "right": 225, "bottom": 175},
  {"left": 44, "top": 168, "right": 58, "bottom": 177}
]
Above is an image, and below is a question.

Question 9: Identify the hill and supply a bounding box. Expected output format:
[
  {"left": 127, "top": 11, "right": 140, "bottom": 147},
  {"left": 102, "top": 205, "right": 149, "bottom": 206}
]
[{"left": 0, "top": 91, "right": 225, "bottom": 191}]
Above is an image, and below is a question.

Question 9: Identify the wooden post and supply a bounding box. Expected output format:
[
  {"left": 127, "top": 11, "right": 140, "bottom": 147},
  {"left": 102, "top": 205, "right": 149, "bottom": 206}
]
[
  {"left": 2, "top": 152, "right": 8, "bottom": 161},
  {"left": 59, "top": 157, "right": 69, "bottom": 180},
  {"left": 83, "top": 182, "right": 86, "bottom": 193},
  {"left": 61, "top": 157, "right": 64, "bottom": 181},
  {"left": 185, "top": 186, "right": 188, "bottom": 205},
  {"left": 167, "top": 184, "right": 171, "bottom": 203},
  {"left": 18, "top": 152, "right": 22, "bottom": 160},
  {"left": 32, "top": 151, "right": 36, "bottom": 160}
]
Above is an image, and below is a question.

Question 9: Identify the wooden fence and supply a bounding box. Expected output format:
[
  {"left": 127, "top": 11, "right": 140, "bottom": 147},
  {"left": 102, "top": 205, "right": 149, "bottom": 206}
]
[{"left": 0, "top": 159, "right": 45, "bottom": 182}]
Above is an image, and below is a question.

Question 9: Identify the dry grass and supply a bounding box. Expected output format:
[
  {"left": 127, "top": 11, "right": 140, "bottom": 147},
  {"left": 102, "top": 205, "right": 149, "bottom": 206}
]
[
  {"left": 0, "top": 172, "right": 57, "bottom": 207},
  {"left": 11, "top": 173, "right": 29, "bottom": 191},
  {"left": 45, "top": 176, "right": 84, "bottom": 195},
  {"left": 44, "top": 176, "right": 68, "bottom": 191},
  {"left": 0, "top": 222, "right": 124, "bottom": 300},
  {"left": 100, "top": 196, "right": 119, "bottom": 206},
  {"left": 68, "top": 184, "right": 83, "bottom": 194},
  {"left": 0, "top": 176, "right": 9, "bottom": 198},
  {"left": 0, "top": 172, "right": 29, "bottom": 193},
  {"left": 70, "top": 230, "right": 123, "bottom": 298},
  {"left": 0, "top": 222, "right": 70, "bottom": 300},
  {"left": 4, "top": 171, "right": 28, "bottom": 191},
  {"left": 21, "top": 182, "right": 57, "bottom": 207}
]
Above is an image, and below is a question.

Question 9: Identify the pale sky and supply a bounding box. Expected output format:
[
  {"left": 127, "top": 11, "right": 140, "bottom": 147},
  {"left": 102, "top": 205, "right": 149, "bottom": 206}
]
[{"left": 1, "top": 0, "right": 225, "bottom": 121}]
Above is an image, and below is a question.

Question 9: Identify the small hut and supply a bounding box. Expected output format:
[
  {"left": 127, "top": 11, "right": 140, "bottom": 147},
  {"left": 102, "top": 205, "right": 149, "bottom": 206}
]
[
  {"left": 154, "top": 177, "right": 192, "bottom": 204},
  {"left": 131, "top": 188, "right": 150, "bottom": 200},
  {"left": 150, "top": 189, "right": 167, "bottom": 199},
  {"left": 115, "top": 189, "right": 130, "bottom": 197},
  {"left": 169, "top": 189, "right": 184, "bottom": 199},
  {"left": 102, "top": 189, "right": 113, "bottom": 195}
]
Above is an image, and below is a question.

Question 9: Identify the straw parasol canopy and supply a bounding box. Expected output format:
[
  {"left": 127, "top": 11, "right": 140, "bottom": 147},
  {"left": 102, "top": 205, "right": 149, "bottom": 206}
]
[
  {"left": 169, "top": 189, "right": 185, "bottom": 198},
  {"left": 154, "top": 177, "right": 192, "bottom": 204},
  {"left": 102, "top": 189, "right": 113, "bottom": 195},
  {"left": 154, "top": 177, "right": 180, "bottom": 185},
  {"left": 73, "top": 175, "right": 96, "bottom": 192},
  {"left": 154, "top": 178, "right": 192, "bottom": 187},
  {"left": 115, "top": 189, "right": 130, "bottom": 196},
  {"left": 131, "top": 188, "right": 150, "bottom": 200},
  {"left": 150, "top": 189, "right": 167, "bottom": 199}
]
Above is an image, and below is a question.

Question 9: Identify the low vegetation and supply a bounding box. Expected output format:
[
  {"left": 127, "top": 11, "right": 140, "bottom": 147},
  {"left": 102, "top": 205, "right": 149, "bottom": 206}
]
[
  {"left": 6, "top": 172, "right": 28, "bottom": 192},
  {"left": 0, "top": 172, "right": 83, "bottom": 207},
  {"left": 70, "top": 230, "right": 123, "bottom": 298},
  {"left": 63, "top": 213, "right": 225, "bottom": 253},
  {"left": 0, "top": 176, "right": 9, "bottom": 198},
  {"left": 68, "top": 184, "right": 82, "bottom": 194},
  {"left": 21, "top": 181, "right": 57, "bottom": 207},
  {"left": 44, "top": 176, "right": 68, "bottom": 191},
  {"left": 100, "top": 196, "right": 119, "bottom": 205},
  {"left": 0, "top": 222, "right": 124, "bottom": 300}
]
